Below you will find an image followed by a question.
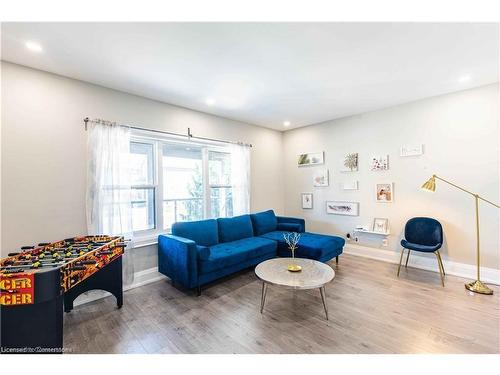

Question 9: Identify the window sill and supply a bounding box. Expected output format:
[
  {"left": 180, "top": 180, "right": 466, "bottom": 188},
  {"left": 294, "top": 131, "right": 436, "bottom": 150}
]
[
  {"left": 133, "top": 239, "right": 158, "bottom": 249},
  {"left": 133, "top": 230, "right": 171, "bottom": 249}
]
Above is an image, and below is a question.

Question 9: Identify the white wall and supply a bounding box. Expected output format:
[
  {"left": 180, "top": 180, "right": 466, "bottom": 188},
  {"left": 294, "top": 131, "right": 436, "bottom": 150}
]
[
  {"left": 0, "top": 62, "right": 285, "bottom": 257},
  {"left": 283, "top": 84, "right": 499, "bottom": 269},
  {"left": 2, "top": 61, "right": 499, "bottom": 274}
]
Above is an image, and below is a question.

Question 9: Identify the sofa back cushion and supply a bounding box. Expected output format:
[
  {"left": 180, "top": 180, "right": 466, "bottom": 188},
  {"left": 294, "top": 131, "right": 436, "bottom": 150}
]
[
  {"left": 217, "top": 215, "right": 254, "bottom": 243},
  {"left": 250, "top": 210, "right": 278, "bottom": 235},
  {"left": 172, "top": 219, "right": 219, "bottom": 247}
]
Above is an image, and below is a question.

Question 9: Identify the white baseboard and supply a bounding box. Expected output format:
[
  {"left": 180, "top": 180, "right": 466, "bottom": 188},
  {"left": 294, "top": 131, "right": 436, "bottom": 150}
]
[
  {"left": 127, "top": 267, "right": 167, "bottom": 290},
  {"left": 344, "top": 243, "right": 500, "bottom": 286},
  {"left": 73, "top": 267, "right": 166, "bottom": 307}
]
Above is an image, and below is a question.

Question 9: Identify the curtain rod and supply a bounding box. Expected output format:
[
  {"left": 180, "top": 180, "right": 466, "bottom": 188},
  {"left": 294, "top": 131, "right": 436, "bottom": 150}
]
[{"left": 83, "top": 117, "right": 253, "bottom": 148}]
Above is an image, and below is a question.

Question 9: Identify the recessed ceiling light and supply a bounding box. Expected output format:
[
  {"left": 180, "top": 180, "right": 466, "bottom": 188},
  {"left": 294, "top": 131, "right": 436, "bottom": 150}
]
[
  {"left": 25, "top": 41, "right": 43, "bottom": 52},
  {"left": 206, "top": 98, "right": 216, "bottom": 106},
  {"left": 283, "top": 121, "right": 291, "bottom": 127},
  {"left": 458, "top": 75, "right": 471, "bottom": 83}
]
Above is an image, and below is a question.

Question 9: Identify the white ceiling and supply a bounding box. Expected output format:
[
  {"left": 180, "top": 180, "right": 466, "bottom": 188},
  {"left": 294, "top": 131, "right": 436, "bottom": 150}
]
[{"left": 2, "top": 23, "right": 499, "bottom": 131}]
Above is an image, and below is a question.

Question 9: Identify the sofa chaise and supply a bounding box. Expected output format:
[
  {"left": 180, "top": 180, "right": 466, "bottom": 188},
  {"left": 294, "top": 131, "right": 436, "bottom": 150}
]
[{"left": 158, "top": 210, "right": 345, "bottom": 295}]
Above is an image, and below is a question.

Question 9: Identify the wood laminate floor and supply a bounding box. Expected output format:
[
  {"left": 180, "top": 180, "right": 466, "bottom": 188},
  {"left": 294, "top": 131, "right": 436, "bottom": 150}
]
[{"left": 63, "top": 254, "right": 500, "bottom": 354}]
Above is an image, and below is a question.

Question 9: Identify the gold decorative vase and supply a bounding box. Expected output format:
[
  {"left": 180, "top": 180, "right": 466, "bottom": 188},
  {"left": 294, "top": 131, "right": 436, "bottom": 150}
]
[
  {"left": 287, "top": 263, "right": 302, "bottom": 272},
  {"left": 287, "top": 249, "right": 302, "bottom": 272},
  {"left": 283, "top": 232, "right": 302, "bottom": 272}
]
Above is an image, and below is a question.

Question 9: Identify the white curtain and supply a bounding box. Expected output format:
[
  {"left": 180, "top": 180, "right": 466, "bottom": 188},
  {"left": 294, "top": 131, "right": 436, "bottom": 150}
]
[
  {"left": 230, "top": 143, "right": 251, "bottom": 215},
  {"left": 86, "top": 120, "right": 134, "bottom": 284}
]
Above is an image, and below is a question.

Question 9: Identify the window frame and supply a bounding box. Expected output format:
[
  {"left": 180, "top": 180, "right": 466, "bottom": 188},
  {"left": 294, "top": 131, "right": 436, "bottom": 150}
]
[
  {"left": 208, "top": 150, "right": 233, "bottom": 219},
  {"left": 129, "top": 139, "right": 159, "bottom": 237},
  {"left": 130, "top": 131, "right": 232, "bottom": 243}
]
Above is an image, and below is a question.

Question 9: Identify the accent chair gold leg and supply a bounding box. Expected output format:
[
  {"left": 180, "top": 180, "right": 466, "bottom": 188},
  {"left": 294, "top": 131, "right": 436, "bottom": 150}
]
[
  {"left": 405, "top": 250, "right": 411, "bottom": 268},
  {"left": 397, "top": 248, "right": 405, "bottom": 277},
  {"left": 434, "top": 252, "right": 445, "bottom": 287},
  {"left": 436, "top": 251, "right": 445, "bottom": 275},
  {"left": 435, "top": 251, "right": 445, "bottom": 276}
]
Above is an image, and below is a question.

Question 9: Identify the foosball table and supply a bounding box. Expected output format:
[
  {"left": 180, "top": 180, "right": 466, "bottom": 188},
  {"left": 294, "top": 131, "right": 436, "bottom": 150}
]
[{"left": 0, "top": 235, "right": 126, "bottom": 353}]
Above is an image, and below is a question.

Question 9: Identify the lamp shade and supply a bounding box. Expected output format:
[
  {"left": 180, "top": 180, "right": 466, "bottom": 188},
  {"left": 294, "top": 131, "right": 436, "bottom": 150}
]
[{"left": 421, "top": 176, "right": 436, "bottom": 192}]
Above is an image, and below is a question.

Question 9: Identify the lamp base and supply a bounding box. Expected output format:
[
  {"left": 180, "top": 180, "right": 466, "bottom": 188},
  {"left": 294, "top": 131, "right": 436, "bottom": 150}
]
[{"left": 465, "top": 280, "right": 494, "bottom": 295}]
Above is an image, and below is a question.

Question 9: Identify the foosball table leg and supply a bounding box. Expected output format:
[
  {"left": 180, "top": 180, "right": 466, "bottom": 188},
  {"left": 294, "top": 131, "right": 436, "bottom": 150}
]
[
  {"left": 64, "top": 299, "right": 74, "bottom": 313},
  {"left": 1, "top": 295, "right": 64, "bottom": 353},
  {"left": 117, "top": 292, "right": 123, "bottom": 308}
]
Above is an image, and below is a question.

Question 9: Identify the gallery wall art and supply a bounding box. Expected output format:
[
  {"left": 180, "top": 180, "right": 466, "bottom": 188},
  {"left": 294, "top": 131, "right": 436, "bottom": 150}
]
[
  {"left": 375, "top": 183, "right": 393, "bottom": 202},
  {"left": 340, "top": 152, "right": 358, "bottom": 172},
  {"left": 301, "top": 193, "right": 313, "bottom": 209},
  {"left": 298, "top": 152, "right": 324, "bottom": 166},
  {"left": 373, "top": 218, "right": 389, "bottom": 233},
  {"left": 343, "top": 181, "right": 359, "bottom": 190},
  {"left": 370, "top": 155, "right": 389, "bottom": 171},
  {"left": 326, "top": 201, "right": 359, "bottom": 216},
  {"left": 400, "top": 144, "right": 423, "bottom": 157},
  {"left": 313, "top": 169, "right": 329, "bottom": 187}
]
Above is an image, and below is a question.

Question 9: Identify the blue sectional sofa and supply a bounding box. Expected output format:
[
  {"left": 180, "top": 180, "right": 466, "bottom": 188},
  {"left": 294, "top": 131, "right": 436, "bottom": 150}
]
[{"left": 158, "top": 210, "right": 345, "bottom": 295}]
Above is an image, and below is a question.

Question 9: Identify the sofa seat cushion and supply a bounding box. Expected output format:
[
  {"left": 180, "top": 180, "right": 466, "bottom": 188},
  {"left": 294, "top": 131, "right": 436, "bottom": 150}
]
[
  {"left": 260, "top": 231, "right": 345, "bottom": 260},
  {"left": 217, "top": 214, "right": 254, "bottom": 243},
  {"left": 172, "top": 219, "right": 218, "bottom": 247},
  {"left": 401, "top": 239, "right": 441, "bottom": 252},
  {"left": 199, "top": 237, "right": 277, "bottom": 274},
  {"left": 250, "top": 210, "right": 278, "bottom": 235}
]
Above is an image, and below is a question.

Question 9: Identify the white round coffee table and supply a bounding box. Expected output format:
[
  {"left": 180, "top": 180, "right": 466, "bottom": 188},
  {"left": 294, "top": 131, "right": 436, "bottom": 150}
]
[{"left": 255, "top": 258, "right": 335, "bottom": 320}]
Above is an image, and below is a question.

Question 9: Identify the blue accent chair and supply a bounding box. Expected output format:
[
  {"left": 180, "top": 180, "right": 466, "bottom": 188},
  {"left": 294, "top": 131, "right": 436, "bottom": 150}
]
[
  {"left": 158, "top": 210, "right": 345, "bottom": 295},
  {"left": 398, "top": 217, "right": 445, "bottom": 286}
]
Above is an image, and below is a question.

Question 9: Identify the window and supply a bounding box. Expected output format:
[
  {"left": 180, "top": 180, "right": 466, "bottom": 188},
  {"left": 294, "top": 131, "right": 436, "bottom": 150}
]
[
  {"left": 209, "top": 151, "right": 233, "bottom": 218},
  {"left": 130, "top": 134, "right": 233, "bottom": 237},
  {"left": 162, "top": 144, "right": 204, "bottom": 229},
  {"left": 130, "top": 142, "right": 156, "bottom": 232}
]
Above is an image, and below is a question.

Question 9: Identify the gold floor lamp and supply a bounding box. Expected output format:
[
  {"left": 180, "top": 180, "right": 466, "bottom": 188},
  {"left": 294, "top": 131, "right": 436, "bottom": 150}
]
[{"left": 421, "top": 174, "right": 500, "bottom": 295}]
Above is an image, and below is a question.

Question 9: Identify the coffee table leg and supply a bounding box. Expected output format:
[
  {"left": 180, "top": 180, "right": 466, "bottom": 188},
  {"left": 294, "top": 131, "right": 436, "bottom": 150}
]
[
  {"left": 319, "top": 286, "right": 329, "bottom": 320},
  {"left": 260, "top": 282, "right": 268, "bottom": 313}
]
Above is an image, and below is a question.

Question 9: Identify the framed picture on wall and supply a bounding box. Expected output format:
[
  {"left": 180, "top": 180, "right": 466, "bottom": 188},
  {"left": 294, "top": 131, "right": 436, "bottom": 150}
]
[
  {"left": 326, "top": 201, "right": 359, "bottom": 216},
  {"left": 373, "top": 218, "right": 389, "bottom": 233},
  {"left": 375, "top": 183, "right": 394, "bottom": 203},
  {"left": 370, "top": 155, "right": 389, "bottom": 171},
  {"left": 313, "top": 168, "right": 329, "bottom": 187},
  {"left": 298, "top": 152, "right": 324, "bottom": 166},
  {"left": 340, "top": 152, "right": 358, "bottom": 172},
  {"left": 343, "top": 180, "right": 359, "bottom": 190},
  {"left": 400, "top": 144, "right": 423, "bottom": 157},
  {"left": 301, "top": 193, "right": 313, "bottom": 209}
]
